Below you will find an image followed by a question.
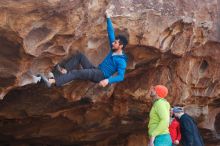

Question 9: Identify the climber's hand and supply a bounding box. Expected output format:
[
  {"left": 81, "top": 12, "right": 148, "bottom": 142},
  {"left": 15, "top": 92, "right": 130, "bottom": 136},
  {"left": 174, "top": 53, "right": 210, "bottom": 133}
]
[
  {"left": 105, "top": 10, "right": 112, "bottom": 18},
  {"left": 61, "top": 68, "right": 67, "bottom": 74},
  {"left": 99, "top": 79, "right": 109, "bottom": 87}
]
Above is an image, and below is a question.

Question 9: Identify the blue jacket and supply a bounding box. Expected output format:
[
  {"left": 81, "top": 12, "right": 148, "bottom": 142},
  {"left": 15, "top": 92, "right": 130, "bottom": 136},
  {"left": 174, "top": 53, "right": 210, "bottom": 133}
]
[
  {"left": 179, "top": 114, "right": 204, "bottom": 146},
  {"left": 98, "top": 18, "right": 127, "bottom": 84}
]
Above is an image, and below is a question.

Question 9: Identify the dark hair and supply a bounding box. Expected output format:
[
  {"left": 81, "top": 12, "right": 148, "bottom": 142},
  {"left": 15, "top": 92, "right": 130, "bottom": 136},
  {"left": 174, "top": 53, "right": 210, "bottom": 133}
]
[{"left": 115, "top": 35, "right": 128, "bottom": 50}]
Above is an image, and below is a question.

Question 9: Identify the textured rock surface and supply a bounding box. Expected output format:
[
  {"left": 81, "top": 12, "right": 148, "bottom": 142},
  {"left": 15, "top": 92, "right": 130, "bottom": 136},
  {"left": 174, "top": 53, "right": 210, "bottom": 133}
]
[{"left": 0, "top": 0, "right": 220, "bottom": 145}]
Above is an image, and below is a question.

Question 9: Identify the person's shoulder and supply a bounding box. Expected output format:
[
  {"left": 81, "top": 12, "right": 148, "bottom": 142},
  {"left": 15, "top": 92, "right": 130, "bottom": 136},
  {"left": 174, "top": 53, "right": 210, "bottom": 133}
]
[
  {"left": 183, "top": 113, "right": 192, "bottom": 119},
  {"left": 116, "top": 54, "right": 127, "bottom": 60},
  {"left": 170, "top": 119, "right": 179, "bottom": 126},
  {"left": 115, "top": 56, "right": 127, "bottom": 66},
  {"left": 157, "top": 98, "right": 169, "bottom": 104},
  {"left": 185, "top": 114, "right": 196, "bottom": 123},
  {"left": 155, "top": 99, "right": 170, "bottom": 110},
  {"left": 154, "top": 99, "right": 167, "bottom": 106},
  {"left": 173, "top": 118, "right": 180, "bottom": 125},
  {"left": 181, "top": 114, "right": 192, "bottom": 121}
]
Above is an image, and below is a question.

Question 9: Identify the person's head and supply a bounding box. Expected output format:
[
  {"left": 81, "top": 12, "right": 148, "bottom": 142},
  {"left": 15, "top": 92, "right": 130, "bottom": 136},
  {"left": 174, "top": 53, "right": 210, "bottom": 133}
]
[
  {"left": 112, "top": 35, "right": 128, "bottom": 52},
  {"left": 173, "top": 107, "right": 184, "bottom": 118},
  {"left": 149, "top": 85, "right": 168, "bottom": 101}
]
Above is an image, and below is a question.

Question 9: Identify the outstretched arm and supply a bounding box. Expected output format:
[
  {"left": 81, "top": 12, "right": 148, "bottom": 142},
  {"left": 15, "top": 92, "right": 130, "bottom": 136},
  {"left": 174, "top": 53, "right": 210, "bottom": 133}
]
[{"left": 106, "top": 11, "right": 115, "bottom": 49}]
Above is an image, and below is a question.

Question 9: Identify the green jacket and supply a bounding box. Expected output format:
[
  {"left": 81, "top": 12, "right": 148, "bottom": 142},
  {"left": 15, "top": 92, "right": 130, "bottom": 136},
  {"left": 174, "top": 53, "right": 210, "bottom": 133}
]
[{"left": 148, "top": 98, "right": 170, "bottom": 137}]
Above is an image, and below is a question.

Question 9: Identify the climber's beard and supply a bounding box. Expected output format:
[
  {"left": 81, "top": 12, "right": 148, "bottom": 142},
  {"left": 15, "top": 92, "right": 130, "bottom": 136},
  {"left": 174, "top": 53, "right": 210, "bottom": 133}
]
[{"left": 112, "top": 48, "right": 118, "bottom": 52}]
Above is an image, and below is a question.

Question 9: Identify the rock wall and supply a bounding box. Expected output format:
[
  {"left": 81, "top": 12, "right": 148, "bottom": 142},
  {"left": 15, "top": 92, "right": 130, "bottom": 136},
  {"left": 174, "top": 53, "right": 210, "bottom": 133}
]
[{"left": 0, "top": 0, "right": 220, "bottom": 145}]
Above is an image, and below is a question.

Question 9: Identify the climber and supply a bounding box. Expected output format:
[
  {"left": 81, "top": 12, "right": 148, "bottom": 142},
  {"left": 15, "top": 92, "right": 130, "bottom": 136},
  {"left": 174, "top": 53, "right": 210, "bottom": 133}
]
[
  {"left": 173, "top": 107, "right": 204, "bottom": 146},
  {"left": 148, "top": 85, "right": 172, "bottom": 146},
  {"left": 169, "top": 107, "right": 181, "bottom": 146},
  {"left": 40, "top": 10, "right": 128, "bottom": 88}
]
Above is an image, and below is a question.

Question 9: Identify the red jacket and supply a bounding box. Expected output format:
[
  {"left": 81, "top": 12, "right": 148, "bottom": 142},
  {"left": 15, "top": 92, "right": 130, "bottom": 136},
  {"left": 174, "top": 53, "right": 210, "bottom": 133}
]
[{"left": 169, "top": 118, "right": 181, "bottom": 143}]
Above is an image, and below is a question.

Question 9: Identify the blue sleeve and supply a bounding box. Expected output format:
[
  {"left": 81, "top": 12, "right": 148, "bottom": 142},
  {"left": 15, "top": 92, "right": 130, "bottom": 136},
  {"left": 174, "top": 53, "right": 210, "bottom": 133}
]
[
  {"left": 107, "top": 18, "right": 115, "bottom": 49},
  {"left": 108, "top": 60, "right": 126, "bottom": 84}
]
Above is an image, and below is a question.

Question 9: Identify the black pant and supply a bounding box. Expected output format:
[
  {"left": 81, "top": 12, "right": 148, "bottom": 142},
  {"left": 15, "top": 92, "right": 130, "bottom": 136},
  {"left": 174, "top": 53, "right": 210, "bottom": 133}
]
[{"left": 54, "top": 52, "right": 104, "bottom": 86}]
